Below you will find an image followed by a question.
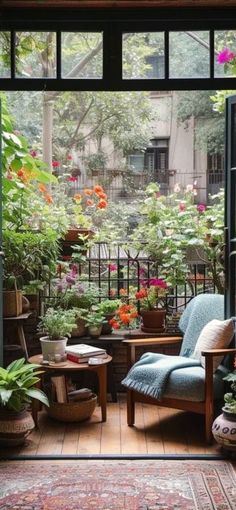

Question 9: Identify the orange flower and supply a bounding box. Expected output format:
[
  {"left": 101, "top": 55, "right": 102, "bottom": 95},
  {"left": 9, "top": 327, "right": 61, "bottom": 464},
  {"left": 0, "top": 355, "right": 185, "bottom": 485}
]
[
  {"left": 119, "top": 288, "right": 127, "bottom": 296},
  {"left": 130, "top": 311, "right": 138, "bottom": 319},
  {"left": 44, "top": 193, "right": 53, "bottom": 204},
  {"left": 38, "top": 183, "right": 47, "bottom": 193},
  {"left": 84, "top": 188, "right": 93, "bottom": 196},
  {"left": 97, "top": 199, "right": 108, "bottom": 209},
  {"left": 136, "top": 288, "right": 148, "bottom": 299},
  {"left": 74, "top": 193, "right": 82, "bottom": 201},
  {"left": 97, "top": 192, "right": 107, "bottom": 200},
  {"left": 109, "top": 289, "right": 116, "bottom": 297},
  {"left": 120, "top": 313, "right": 130, "bottom": 324},
  {"left": 94, "top": 185, "right": 104, "bottom": 194},
  {"left": 86, "top": 199, "right": 94, "bottom": 206}
]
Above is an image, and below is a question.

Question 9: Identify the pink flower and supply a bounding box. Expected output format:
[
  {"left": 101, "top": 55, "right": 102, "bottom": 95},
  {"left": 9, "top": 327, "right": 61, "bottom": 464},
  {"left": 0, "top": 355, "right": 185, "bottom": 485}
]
[
  {"left": 67, "top": 154, "right": 73, "bottom": 160},
  {"left": 155, "top": 191, "right": 161, "bottom": 198},
  {"left": 217, "top": 48, "right": 236, "bottom": 64},
  {"left": 149, "top": 278, "right": 168, "bottom": 289},
  {"left": 67, "top": 176, "right": 78, "bottom": 182},
  {"left": 108, "top": 263, "right": 117, "bottom": 272},
  {"left": 197, "top": 203, "right": 206, "bottom": 213},
  {"left": 66, "top": 275, "right": 76, "bottom": 285},
  {"left": 52, "top": 160, "right": 60, "bottom": 168},
  {"left": 30, "top": 150, "right": 37, "bottom": 158}
]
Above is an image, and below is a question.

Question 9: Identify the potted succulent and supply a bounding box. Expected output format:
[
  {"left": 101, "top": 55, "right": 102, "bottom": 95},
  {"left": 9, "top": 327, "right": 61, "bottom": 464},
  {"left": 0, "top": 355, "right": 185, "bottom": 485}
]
[
  {"left": 212, "top": 366, "right": 236, "bottom": 450},
  {"left": 38, "top": 307, "right": 77, "bottom": 360},
  {"left": 0, "top": 357, "right": 49, "bottom": 446},
  {"left": 98, "top": 299, "right": 121, "bottom": 334},
  {"left": 83, "top": 308, "right": 107, "bottom": 338},
  {"left": 135, "top": 278, "right": 169, "bottom": 333}
]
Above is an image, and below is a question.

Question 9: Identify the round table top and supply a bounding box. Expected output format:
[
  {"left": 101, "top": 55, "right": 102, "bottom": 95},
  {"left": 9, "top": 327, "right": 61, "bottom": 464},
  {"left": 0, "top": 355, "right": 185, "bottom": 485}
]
[{"left": 28, "top": 354, "right": 112, "bottom": 371}]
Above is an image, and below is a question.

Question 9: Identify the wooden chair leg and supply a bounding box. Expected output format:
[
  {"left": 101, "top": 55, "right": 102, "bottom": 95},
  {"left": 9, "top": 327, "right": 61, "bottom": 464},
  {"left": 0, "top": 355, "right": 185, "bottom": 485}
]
[
  {"left": 205, "top": 405, "right": 213, "bottom": 444},
  {"left": 127, "top": 390, "right": 135, "bottom": 426}
]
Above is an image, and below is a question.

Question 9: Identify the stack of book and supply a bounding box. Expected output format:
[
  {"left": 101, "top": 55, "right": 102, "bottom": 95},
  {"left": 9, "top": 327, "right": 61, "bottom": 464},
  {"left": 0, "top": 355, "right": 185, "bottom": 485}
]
[{"left": 65, "top": 343, "right": 107, "bottom": 364}]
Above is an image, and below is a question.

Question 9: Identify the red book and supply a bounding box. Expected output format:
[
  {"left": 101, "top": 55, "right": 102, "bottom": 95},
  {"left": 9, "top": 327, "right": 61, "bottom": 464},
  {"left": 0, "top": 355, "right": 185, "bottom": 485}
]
[{"left": 67, "top": 353, "right": 91, "bottom": 364}]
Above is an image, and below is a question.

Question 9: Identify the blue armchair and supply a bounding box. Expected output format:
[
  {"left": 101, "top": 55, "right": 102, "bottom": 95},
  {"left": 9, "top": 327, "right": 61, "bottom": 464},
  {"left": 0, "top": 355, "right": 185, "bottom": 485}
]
[{"left": 122, "top": 294, "right": 236, "bottom": 443}]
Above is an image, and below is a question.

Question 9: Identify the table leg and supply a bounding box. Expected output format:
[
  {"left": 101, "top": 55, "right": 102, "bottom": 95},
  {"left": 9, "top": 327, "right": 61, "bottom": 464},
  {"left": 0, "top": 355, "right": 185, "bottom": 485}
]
[
  {"left": 95, "top": 364, "right": 107, "bottom": 422},
  {"left": 17, "top": 324, "right": 29, "bottom": 359}
]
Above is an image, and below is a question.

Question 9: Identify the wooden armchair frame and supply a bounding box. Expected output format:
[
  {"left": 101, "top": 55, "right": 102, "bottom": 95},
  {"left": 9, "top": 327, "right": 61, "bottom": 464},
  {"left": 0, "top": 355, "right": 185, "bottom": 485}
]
[{"left": 123, "top": 337, "right": 236, "bottom": 444}]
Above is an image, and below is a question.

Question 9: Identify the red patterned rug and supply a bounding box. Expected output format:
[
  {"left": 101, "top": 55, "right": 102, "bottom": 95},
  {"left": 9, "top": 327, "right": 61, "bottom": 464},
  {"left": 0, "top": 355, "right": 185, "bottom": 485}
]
[{"left": 0, "top": 460, "right": 235, "bottom": 509}]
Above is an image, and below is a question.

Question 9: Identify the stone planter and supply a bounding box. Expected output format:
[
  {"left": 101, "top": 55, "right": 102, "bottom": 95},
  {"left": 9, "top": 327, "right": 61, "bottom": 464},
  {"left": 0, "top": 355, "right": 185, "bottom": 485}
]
[
  {"left": 212, "top": 407, "right": 236, "bottom": 451},
  {"left": 88, "top": 324, "right": 103, "bottom": 338},
  {"left": 71, "top": 318, "right": 88, "bottom": 338},
  {"left": 40, "top": 336, "right": 68, "bottom": 361},
  {"left": 0, "top": 407, "right": 35, "bottom": 447},
  {"left": 140, "top": 309, "right": 166, "bottom": 333}
]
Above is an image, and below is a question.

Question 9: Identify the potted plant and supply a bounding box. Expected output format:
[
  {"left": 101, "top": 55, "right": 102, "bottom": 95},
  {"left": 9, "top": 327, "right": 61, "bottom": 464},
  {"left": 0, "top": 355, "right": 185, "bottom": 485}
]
[
  {"left": 83, "top": 308, "right": 107, "bottom": 338},
  {"left": 98, "top": 299, "right": 121, "bottom": 334},
  {"left": 212, "top": 366, "right": 236, "bottom": 450},
  {"left": 38, "top": 307, "right": 77, "bottom": 360},
  {"left": 135, "top": 278, "right": 169, "bottom": 333},
  {"left": 0, "top": 357, "right": 49, "bottom": 446}
]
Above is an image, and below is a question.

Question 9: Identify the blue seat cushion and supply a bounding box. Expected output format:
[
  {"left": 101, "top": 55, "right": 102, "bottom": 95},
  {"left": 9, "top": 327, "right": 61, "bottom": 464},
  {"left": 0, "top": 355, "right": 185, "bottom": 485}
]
[{"left": 164, "top": 366, "right": 225, "bottom": 402}]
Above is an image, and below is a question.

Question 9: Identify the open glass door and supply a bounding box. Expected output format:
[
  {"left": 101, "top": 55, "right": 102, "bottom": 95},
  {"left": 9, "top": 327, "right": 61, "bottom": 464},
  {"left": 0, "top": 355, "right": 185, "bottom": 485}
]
[{"left": 225, "top": 95, "right": 236, "bottom": 319}]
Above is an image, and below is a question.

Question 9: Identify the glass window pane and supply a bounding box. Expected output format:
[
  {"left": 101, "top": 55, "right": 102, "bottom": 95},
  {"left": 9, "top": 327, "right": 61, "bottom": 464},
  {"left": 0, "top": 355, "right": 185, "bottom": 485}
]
[
  {"left": 0, "top": 32, "right": 11, "bottom": 78},
  {"left": 61, "top": 32, "right": 103, "bottom": 79},
  {"left": 15, "top": 32, "right": 56, "bottom": 78},
  {"left": 215, "top": 30, "right": 236, "bottom": 77},
  {"left": 169, "top": 31, "right": 210, "bottom": 78},
  {"left": 123, "top": 32, "right": 165, "bottom": 79}
]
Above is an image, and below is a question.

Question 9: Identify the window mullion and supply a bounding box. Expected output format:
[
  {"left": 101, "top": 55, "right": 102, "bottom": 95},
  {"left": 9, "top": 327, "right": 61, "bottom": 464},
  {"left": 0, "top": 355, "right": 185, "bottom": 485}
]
[
  {"left": 56, "top": 31, "right": 61, "bottom": 80},
  {"left": 164, "top": 31, "right": 169, "bottom": 80},
  {"left": 10, "top": 31, "right": 15, "bottom": 79}
]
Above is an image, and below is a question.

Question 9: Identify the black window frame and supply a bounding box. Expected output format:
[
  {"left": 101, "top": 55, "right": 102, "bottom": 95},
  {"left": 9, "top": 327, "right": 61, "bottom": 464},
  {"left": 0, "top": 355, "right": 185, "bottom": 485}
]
[{"left": 1, "top": 6, "right": 236, "bottom": 91}]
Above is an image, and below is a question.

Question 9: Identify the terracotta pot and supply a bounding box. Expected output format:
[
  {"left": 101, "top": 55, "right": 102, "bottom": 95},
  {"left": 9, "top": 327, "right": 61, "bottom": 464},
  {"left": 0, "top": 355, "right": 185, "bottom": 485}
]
[
  {"left": 0, "top": 407, "right": 35, "bottom": 447},
  {"left": 61, "top": 228, "right": 94, "bottom": 258},
  {"left": 40, "top": 336, "right": 68, "bottom": 361},
  {"left": 101, "top": 314, "right": 114, "bottom": 335},
  {"left": 22, "top": 295, "right": 30, "bottom": 313},
  {"left": 212, "top": 407, "right": 236, "bottom": 451},
  {"left": 140, "top": 309, "right": 166, "bottom": 333}
]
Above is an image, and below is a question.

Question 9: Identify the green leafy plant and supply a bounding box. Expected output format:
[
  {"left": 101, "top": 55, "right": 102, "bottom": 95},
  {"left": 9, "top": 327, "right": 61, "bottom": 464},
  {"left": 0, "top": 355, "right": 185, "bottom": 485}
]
[
  {"left": 223, "top": 369, "right": 236, "bottom": 413},
  {"left": 3, "top": 230, "right": 60, "bottom": 290},
  {"left": 0, "top": 358, "right": 49, "bottom": 412},
  {"left": 83, "top": 308, "right": 107, "bottom": 327},
  {"left": 38, "top": 308, "right": 77, "bottom": 340},
  {"left": 98, "top": 299, "right": 121, "bottom": 316}
]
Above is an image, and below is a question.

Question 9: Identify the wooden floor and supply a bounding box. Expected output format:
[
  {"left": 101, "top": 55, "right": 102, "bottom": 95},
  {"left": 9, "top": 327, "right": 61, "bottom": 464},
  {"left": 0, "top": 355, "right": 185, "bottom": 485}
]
[{"left": 1, "top": 395, "right": 224, "bottom": 457}]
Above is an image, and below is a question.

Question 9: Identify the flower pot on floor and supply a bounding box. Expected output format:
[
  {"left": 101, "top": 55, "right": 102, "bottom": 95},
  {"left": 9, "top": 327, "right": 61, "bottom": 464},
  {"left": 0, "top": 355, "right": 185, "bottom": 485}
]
[
  {"left": 140, "top": 309, "right": 166, "bottom": 333},
  {"left": 0, "top": 407, "right": 35, "bottom": 447},
  {"left": 212, "top": 407, "right": 236, "bottom": 451},
  {"left": 40, "top": 336, "right": 68, "bottom": 361}
]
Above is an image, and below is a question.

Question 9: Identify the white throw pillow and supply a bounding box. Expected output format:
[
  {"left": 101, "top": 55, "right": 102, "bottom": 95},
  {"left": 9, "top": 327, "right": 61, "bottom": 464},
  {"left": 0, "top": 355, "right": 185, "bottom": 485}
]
[{"left": 192, "top": 318, "right": 234, "bottom": 372}]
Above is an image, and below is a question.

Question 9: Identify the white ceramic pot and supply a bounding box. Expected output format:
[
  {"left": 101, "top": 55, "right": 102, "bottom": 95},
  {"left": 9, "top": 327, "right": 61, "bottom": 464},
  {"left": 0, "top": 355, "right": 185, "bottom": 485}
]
[
  {"left": 212, "top": 407, "right": 236, "bottom": 451},
  {"left": 40, "top": 336, "right": 68, "bottom": 361}
]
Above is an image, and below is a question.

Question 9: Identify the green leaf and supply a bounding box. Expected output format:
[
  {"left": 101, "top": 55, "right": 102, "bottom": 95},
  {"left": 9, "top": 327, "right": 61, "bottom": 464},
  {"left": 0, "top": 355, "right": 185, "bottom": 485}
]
[{"left": 26, "top": 388, "right": 49, "bottom": 407}]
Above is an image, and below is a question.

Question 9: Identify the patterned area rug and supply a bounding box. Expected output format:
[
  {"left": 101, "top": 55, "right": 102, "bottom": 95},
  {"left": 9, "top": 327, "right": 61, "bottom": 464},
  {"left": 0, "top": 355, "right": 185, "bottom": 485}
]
[{"left": 0, "top": 460, "right": 235, "bottom": 509}]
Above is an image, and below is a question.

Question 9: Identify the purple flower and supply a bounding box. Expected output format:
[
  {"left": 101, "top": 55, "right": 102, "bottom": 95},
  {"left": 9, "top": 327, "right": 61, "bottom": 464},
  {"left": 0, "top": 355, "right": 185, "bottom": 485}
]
[
  {"left": 197, "top": 203, "right": 206, "bottom": 213},
  {"left": 217, "top": 48, "right": 235, "bottom": 64},
  {"left": 149, "top": 278, "right": 168, "bottom": 289},
  {"left": 66, "top": 275, "right": 76, "bottom": 285}
]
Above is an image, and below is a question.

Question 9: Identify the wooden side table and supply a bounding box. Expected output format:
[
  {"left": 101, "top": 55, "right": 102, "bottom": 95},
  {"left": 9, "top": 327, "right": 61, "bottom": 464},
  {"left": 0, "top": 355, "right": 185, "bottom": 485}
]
[
  {"left": 28, "top": 354, "right": 112, "bottom": 426},
  {"left": 3, "top": 312, "right": 32, "bottom": 359}
]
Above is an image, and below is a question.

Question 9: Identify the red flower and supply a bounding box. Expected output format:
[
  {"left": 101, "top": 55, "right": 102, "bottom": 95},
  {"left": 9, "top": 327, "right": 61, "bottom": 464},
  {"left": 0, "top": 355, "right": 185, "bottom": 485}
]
[
  {"left": 67, "top": 176, "right": 78, "bottom": 182},
  {"left": 97, "top": 199, "right": 108, "bottom": 209}
]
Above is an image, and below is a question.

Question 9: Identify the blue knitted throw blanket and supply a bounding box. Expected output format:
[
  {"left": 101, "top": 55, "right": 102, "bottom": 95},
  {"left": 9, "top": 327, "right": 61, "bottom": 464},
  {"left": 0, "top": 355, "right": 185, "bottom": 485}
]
[{"left": 122, "top": 352, "right": 200, "bottom": 400}]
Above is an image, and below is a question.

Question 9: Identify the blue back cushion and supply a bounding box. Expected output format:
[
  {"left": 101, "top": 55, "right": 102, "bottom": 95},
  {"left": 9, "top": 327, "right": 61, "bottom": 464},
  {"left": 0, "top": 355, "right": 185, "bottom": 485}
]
[{"left": 179, "top": 294, "right": 224, "bottom": 357}]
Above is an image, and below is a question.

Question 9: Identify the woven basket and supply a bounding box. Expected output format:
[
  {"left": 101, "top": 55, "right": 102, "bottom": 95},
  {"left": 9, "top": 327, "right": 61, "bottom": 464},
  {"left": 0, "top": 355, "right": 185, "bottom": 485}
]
[
  {"left": 3, "top": 290, "right": 23, "bottom": 317},
  {"left": 46, "top": 394, "right": 97, "bottom": 422}
]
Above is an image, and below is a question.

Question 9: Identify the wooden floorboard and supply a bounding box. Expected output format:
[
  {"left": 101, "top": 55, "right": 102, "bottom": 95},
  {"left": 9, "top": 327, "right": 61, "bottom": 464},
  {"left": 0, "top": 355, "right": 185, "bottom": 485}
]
[{"left": 0, "top": 395, "right": 224, "bottom": 457}]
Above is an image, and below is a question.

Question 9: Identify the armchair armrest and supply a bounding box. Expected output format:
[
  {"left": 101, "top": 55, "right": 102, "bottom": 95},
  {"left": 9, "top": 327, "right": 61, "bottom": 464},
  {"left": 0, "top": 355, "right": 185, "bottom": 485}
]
[
  {"left": 122, "top": 336, "right": 183, "bottom": 368},
  {"left": 201, "top": 348, "right": 236, "bottom": 357}
]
